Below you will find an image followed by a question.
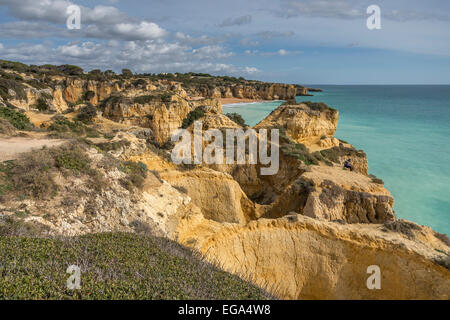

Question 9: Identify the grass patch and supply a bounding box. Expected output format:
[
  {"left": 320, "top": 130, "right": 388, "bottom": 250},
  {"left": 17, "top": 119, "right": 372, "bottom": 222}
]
[
  {"left": 48, "top": 115, "right": 100, "bottom": 138},
  {"left": 0, "top": 232, "right": 271, "bottom": 299},
  {"left": 0, "top": 106, "right": 32, "bottom": 130}
]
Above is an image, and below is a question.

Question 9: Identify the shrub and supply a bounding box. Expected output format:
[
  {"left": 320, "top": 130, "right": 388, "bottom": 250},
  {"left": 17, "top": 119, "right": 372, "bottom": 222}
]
[
  {"left": 319, "top": 145, "right": 366, "bottom": 164},
  {"left": 0, "top": 106, "right": 32, "bottom": 130},
  {"left": 181, "top": 106, "right": 206, "bottom": 129},
  {"left": 0, "top": 216, "right": 50, "bottom": 237},
  {"left": 0, "top": 78, "right": 27, "bottom": 100},
  {"left": 281, "top": 142, "right": 320, "bottom": 166},
  {"left": 48, "top": 116, "right": 86, "bottom": 136},
  {"left": 122, "top": 68, "right": 133, "bottom": 77},
  {"left": 226, "top": 112, "right": 247, "bottom": 127},
  {"left": 35, "top": 97, "right": 49, "bottom": 111},
  {"left": 134, "top": 95, "right": 154, "bottom": 104},
  {"left": 369, "top": 174, "right": 384, "bottom": 184},
  {"left": 83, "top": 90, "right": 95, "bottom": 101},
  {"left": 119, "top": 161, "right": 148, "bottom": 191},
  {"left": 0, "top": 60, "right": 29, "bottom": 73},
  {"left": 56, "top": 64, "right": 83, "bottom": 75},
  {"left": 76, "top": 104, "right": 97, "bottom": 123},
  {"left": 6, "top": 149, "right": 58, "bottom": 199},
  {"left": 54, "top": 146, "right": 90, "bottom": 174},
  {"left": 160, "top": 94, "right": 172, "bottom": 102},
  {"left": 302, "top": 101, "right": 337, "bottom": 112},
  {"left": 95, "top": 140, "right": 131, "bottom": 152},
  {"left": 0, "top": 142, "right": 99, "bottom": 200}
]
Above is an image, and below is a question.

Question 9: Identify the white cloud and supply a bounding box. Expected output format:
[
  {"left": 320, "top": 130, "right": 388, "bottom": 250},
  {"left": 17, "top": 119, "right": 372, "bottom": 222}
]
[
  {"left": 0, "top": 40, "right": 257, "bottom": 76},
  {"left": 112, "top": 21, "right": 168, "bottom": 40},
  {"left": 0, "top": 0, "right": 168, "bottom": 41},
  {"left": 243, "top": 66, "right": 260, "bottom": 74}
]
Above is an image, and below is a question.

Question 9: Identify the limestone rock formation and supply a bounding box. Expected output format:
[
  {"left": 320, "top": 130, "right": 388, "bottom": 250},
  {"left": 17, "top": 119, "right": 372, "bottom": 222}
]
[
  {"left": 255, "top": 103, "right": 339, "bottom": 145},
  {"left": 174, "top": 214, "right": 450, "bottom": 300}
]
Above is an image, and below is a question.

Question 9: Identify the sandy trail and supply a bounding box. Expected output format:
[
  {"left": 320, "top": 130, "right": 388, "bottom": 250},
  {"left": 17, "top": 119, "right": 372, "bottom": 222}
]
[{"left": 0, "top": 137, "right": 65, "bottom": 162}]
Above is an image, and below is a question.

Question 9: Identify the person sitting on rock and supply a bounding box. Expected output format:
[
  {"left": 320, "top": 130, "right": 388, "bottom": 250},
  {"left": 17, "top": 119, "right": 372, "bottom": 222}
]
[{"left": 344, "top": 159, "right": 354, "bottom": 171}]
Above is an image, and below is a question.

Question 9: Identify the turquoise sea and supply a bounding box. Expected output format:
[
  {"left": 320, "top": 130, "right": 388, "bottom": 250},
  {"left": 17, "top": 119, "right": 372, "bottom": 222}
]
[{"left": 223, "top": 85, "right": 450, "bottom": 235}]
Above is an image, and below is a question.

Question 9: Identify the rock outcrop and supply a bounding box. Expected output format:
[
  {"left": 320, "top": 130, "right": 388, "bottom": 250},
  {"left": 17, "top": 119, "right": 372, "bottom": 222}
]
[
  {"left": 175, "top": 214, "right": 449, "bottom": 299},
  {"left": 255, "top": 103, "right": 339, "bottom": 145},
  {"left": 187, "top": 83, "right": 300, "bottom": 100}
]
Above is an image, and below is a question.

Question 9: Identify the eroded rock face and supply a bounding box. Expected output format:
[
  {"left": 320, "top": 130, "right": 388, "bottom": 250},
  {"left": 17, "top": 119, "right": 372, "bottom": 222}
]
[
  {"left": 160, "top": 168, "right": 259, "bottom": 224},
  {"left": 188, "top": 83, "right": 298, "bottom": 100},
  {"left": 255, "top": 103, "right": 339, "bottom": 145},
  {"left": 102, "top": 95, "right": 222, "bottom": 144},
  {"left": 176, "top": 215, "right": 449, "bottom": 300}
]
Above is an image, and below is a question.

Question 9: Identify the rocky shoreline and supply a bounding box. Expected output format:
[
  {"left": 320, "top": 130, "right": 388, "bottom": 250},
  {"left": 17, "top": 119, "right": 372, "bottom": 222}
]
[{"left": 0, "top": 60, "right": 449, "bottom": 299}]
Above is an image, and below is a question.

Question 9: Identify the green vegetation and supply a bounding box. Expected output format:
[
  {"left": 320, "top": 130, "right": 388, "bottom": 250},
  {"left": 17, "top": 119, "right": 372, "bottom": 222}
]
[
  {"left": 369, "top": 174, "right": 384, "bottom": 185},
  {"left": 134, "top": 95, "right": 154, "bottom": 104},
  {"left": 76, "top": 104, "right": 97, "bottom": 124},
  {"left": 0, "top": 142, "right": 104, "bottom": 200},
  {"left": 119, "top": 161, "right": 148, "bottom": 190},
  {"left": 281, "top": 100, "right": 337, "bottom": 112},
  {"left": 133, "top": 93, "right": 172, "bottom": 104},
  {"left": 0, "top": 106, "right": 32, "bottom": 130},
  {"left": 122, "top": 68, "right": 133, "bottom": 77},
  {"left": 0, "top": 60, "right": 29, "bottom": 73},
  {"left": 35, "top": 97, "right": 49, "bottom": 111},
  {"left": 48, "top": 115, "right": 99, "bottom": 138},
  {"left": 281, "top": 142, "right": 323, "bottom": 166},
  {"left": 56, "top": 64, "right": 84, "bottom": 76},
  {"left": 0, "top": 78, "right": 27, "bottom": 100},
  {"left": 0, "top": 232, "right": 270, "bottom": 299},
  {"left": 181, "top": 106, "right": 206, "bottom": 129},
  {"left": 226, "top": 112, "right": 247, "bottom": 127},
  {"left": 95, "top": 140, "right": 131, "bottom": 152},
  {"left": 54, "top": 145, "right": 90, "bottom": 174},
  {"left": 83, "top": 90, "right": 95, "bottom": 101},
  {"left": 302, "top": 101, "right": 337, "bottom": 112},
  {"left": 318, "top": 145, "right": 366, "bottom": 163}
]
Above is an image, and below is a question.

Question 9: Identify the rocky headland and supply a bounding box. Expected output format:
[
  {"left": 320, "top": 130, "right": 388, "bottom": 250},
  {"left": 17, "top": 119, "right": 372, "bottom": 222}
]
[{"left": 0, "top": 60, "right": 448, "bottom": 299}]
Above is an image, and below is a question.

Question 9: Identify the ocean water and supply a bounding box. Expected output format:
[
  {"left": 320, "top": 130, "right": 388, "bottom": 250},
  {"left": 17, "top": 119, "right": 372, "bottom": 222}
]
[{"left": 223, "top": 85, "right": 450, "bottom": 235}]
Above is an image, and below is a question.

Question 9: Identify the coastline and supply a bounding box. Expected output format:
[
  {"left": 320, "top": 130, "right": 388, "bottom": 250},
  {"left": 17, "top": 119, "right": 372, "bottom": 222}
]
[{"left": 220, "top": 98, "right": 266, "bottom": 105}]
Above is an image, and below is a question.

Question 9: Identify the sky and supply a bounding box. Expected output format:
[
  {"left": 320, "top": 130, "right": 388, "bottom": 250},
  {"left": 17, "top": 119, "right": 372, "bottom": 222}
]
[{"left": 0, "top": 0, "right": 449, "bottom": 84}]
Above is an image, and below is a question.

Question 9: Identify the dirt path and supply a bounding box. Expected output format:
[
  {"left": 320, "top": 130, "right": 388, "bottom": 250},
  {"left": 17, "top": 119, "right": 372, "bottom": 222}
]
[{"left": 0, "top": 138, "right": 66, "bottom": 162}]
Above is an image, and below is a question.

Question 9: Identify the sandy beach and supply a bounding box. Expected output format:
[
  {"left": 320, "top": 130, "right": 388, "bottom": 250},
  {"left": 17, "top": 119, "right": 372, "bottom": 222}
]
[{"left": 220, "top": 98, "right": 265, "bottom": 105}]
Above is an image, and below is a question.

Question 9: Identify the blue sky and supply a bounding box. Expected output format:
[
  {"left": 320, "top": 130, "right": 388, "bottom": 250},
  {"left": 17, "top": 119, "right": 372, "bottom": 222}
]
[{"left": 0, "top": 0, "right": 449, "bottom": 84}]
